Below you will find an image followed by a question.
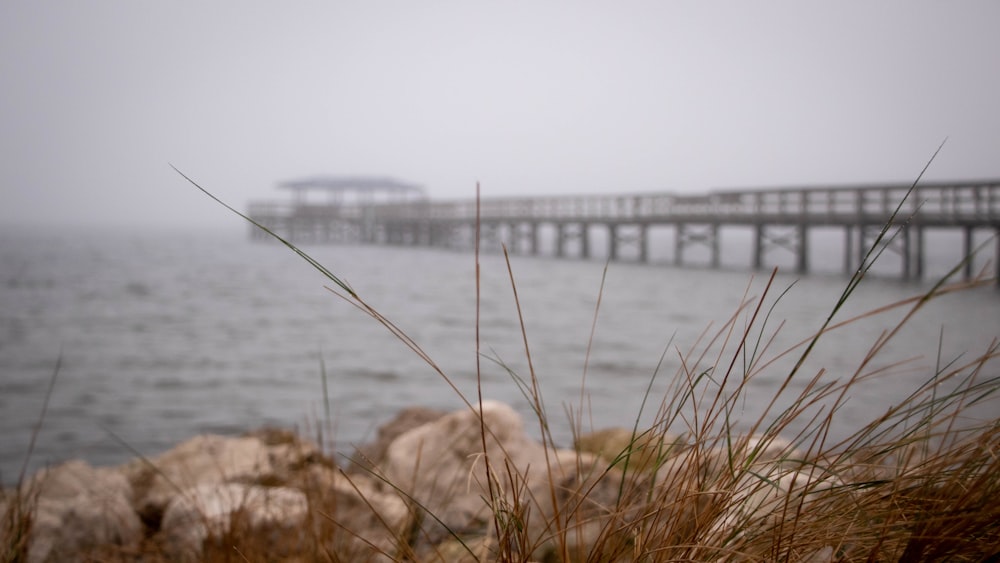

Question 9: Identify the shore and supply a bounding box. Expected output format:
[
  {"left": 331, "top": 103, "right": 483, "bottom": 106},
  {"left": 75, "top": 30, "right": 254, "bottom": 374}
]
[{"left": 4, "top": 399, "right": 998, "bottom": 562}]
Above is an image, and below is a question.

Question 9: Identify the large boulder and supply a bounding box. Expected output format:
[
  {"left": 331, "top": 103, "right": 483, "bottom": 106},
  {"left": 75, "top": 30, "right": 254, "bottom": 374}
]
[
  {"left": 18, "top": 459, "right": 142, "bottom": 562},
  {"left": 631, "top": 432, "right": 841, "bottom": 547},
  {"left": 120, "top": 426, "right": 418, "bottom": 561},
  {"left": 297, "top": 463, "right": 410, "bottom": 561},
  {"left": 124, "top": 429, "right": 321, "bottom": 524},
  {"left": 159, "top": 482, "right": 308, "bottom": 561},
  {"left": 383, "top": 401, "right": 545, "bottom": 537},
  {"left": 380, "top": 400, "right": 623, "bottom": 559},
  {"left": 575, "top": 426, "right": 686, "bottom": 473},
  {"left": 349, "top": 406, "right": 448, "bottom": 471}
]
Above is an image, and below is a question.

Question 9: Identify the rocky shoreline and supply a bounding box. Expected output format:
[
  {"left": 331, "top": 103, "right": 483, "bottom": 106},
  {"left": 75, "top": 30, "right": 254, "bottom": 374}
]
[{"left": 0, "top": 400, "right": 949, "bottom": 562}]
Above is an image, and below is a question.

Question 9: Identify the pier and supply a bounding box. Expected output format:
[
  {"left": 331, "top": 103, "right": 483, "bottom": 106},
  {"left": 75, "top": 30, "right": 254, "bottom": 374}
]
[{"left": 247, "top": 177, "right": 1000, "bottom": 282}]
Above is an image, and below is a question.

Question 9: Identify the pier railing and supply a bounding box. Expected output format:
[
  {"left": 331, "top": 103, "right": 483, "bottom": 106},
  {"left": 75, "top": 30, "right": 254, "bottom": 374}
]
[{"left": 296, "top": 180, "right": 1000, "bottom": 225}]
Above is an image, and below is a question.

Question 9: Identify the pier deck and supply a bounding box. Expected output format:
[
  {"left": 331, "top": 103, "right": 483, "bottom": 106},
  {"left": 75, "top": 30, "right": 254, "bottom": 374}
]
[{"left": 247, "top": 179, "right": 1000, "bottom": 281}]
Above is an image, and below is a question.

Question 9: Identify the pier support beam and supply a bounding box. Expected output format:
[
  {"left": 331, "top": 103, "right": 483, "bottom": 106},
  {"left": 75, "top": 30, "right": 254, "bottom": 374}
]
[
  {"left": 843, "top": 226, "right": 853, "bottom": 275},
  {"left": 996, "top": 227, "right": 1000, "bottom": 285},
  {"left": 675, "top": 223, "right": 719, "bottom": 267},
  {"left": 508, "top": 222, "right": 537, "bottom": 255},
  {"left": 855, "top": 223, "right": 919, "bottom": 278},
  {"left": 795, "top": 224, "right": 808, "bottom": 274},
  {"left": 858, "top": 224, "right": 868, "bottom": 273},
  {"left": 712, "top": 224, "right": 720, "bottom": 269},
  {"left": 556, "top": 223, "right": 588, "bottom": 259},
  {"left": 608, "top": 225, "right": 619, "bottom": 261},
  {"left": 901, "top": 226, "right": 911, "bottom": 280},
  {"left": 963, "top": 226, "right": 974, "bottom": 281},
  {"left": 607, "top": 224, "right": 649, "bottom": 262},
  {"left": 674, "top": 224, "right": 685, "bottom": 266},
  {"left": 753, "top": 224, "right": 764, "bottom": 270},
  {"left": 914, "top": 226, "right": 925, "bottom": 280},
  {"left": 639, "top": 224, "right": 649, "bottom": 263},
  {"left": 753, "top": 224, "right": 807, "bottom": 274}
]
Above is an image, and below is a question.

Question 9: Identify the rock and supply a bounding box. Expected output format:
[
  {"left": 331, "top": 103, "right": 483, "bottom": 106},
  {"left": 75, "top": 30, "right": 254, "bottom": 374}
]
[
  {"left": 1, "top": 411, "right": 844, "bottom": 561},
  {"left": 575, "top": 427, "right": 685, "bottom": 472},
  {"left": 380, "top": 400, "right": 623, "bottom": 559},
  {"left": 124, "top": 430, "right": 321, "bottom": 524},
  {"left": 527, "top": 448, "right": 626, "bottom": 562},
  {"left": 298, "top": 463, "right": 410, "bottom": 561},
  {"left": 800, "top": 545, "right": 835, "bottom": 563},
  {"left": 711, "top": 434, "right": 814, "bottom": 524},
  {"left": 20, "top": 459, "right": 142, "bottom": 563},
  {"left": 705, "top": 464, "right": 845, "bottom": 543},
  {"left": 422, "top": 535, "right": 495, "bottom": 562},
  {"left": 652, "top": 433, "right": 805, "bottom": 490},
  {"left": 159, "top": 482, "right": 308, "bottom": 561},
  {"left": 382, "top": 401, "right": 539, "bottom": 540},
  {"left": 349, "top": 406, "right": 448, "bottom": 471},
  {"left": 743, "top": 434, "right": 804, "bottom": 465},
  {"left": 707, "top": 467, "right": 800, "bottom": 537}
]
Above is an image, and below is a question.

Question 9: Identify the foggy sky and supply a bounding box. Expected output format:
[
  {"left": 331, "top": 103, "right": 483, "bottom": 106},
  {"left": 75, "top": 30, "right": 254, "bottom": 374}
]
[{"left": 2, "top": 2, "right": 998, "bottom": 231}]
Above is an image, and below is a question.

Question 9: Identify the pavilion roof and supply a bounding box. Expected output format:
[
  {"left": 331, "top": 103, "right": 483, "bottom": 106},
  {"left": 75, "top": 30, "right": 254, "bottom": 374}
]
[{"left": 277, "top": 176, "right": 425, "bottom": 195}]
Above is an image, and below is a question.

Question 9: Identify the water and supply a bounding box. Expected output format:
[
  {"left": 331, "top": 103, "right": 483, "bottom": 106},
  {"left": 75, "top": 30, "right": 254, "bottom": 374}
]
[{"left": 1, "top": 227, "right": 998, "bottom": 485}]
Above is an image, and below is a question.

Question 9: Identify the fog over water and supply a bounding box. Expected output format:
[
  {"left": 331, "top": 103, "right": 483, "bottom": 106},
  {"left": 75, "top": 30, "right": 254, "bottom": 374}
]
[{"left": 1, "top": 2, "right": 999, "bottom": 230}]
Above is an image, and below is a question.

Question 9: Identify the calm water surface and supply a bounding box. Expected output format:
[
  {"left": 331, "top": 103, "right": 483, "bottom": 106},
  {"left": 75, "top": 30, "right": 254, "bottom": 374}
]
[{"left": 1, "top": 227, "right": 998, "bottom": 484}]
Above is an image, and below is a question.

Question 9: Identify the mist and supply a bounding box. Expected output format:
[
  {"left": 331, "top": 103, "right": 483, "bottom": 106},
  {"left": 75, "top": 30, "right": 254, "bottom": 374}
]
[{"left": 2, "top": 2, "right": 998, "bottom": 231}]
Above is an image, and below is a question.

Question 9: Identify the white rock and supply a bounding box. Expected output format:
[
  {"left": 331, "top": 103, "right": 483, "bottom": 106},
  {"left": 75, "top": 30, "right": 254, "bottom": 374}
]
[
  {"left": 159, "top": 482, "right": 308, "bottom": 560},
  {"left": 707, "top": 466, "right": 844, "bottom": 542},
  {"left": 299, "top": 464, "right": 409, "bottom": 560},
  {"left": 743, "top": 434, "right": 804, "bottom": 465},
  {"left": 801, "top": 545, "right": 835, "bottom": 563},
  {"left": 125, "top": 431, "right": 319, "bottom": 518},
  {"left": 383, "top": 400, "right": 542, "bottom": 537},
  {"left": 21, "top": 459, "right": 142, "bottom": 563},
  {"left": 381, "top": 400, "right": 620, "bottom": 558}
]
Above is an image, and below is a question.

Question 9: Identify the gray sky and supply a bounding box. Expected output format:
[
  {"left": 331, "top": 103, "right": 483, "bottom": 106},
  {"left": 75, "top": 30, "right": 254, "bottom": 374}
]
[{"left": 2, "top": 2, "right": 998, "bottom": 231}]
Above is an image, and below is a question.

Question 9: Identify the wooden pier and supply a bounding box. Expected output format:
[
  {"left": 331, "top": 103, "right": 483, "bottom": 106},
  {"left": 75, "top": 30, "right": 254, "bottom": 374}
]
[{"left": 247, "top": 177, "right": 1000, "bottom": 282}]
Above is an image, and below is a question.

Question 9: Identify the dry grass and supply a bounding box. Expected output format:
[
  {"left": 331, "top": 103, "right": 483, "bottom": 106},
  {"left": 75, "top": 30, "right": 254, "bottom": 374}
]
[{"left": 3, "top": 168, "right": 998, "bottom": 561}]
